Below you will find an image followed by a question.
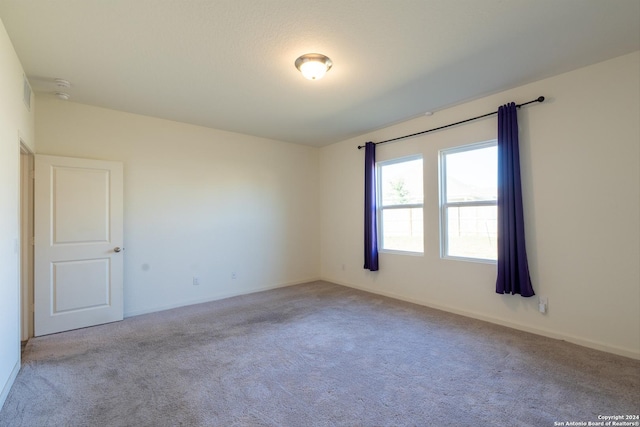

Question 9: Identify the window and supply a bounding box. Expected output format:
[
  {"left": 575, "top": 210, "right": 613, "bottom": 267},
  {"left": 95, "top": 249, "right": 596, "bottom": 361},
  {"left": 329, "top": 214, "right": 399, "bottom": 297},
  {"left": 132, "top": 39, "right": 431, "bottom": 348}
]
[
  {"left": 377, "top": 155, "right": 423, "bottom": 253},
  {"left": 440, "top": 141, "right": 497, "bottom": 262}
]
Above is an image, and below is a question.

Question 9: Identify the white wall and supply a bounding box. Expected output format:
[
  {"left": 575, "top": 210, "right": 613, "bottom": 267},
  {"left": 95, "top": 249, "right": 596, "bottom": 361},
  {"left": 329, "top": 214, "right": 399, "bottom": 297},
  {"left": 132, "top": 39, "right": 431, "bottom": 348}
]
[
  {"left": 320, "top": 52, "right": 640, "bottom": 359},
  {"left": 35, "top": 98, "right": 320, "bottom": 316},
  {"left": 0, "top": 18, "right": 35, "bottom": 408}
]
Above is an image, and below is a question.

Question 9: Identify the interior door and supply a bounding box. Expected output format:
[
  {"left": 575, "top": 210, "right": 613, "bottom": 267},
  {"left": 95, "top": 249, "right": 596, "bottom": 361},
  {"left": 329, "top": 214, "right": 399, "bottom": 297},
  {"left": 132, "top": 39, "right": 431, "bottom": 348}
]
[{"left": 34, "top": 155, "right": 124, "bottom": 336}]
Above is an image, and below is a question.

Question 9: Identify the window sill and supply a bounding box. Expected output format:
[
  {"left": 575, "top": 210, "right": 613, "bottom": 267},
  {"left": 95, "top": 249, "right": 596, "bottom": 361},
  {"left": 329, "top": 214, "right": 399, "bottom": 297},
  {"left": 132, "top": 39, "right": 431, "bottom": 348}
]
[
  {"left": 441, "top": 255, "right": 496, "bottom": 265},
  {"left": 380, "top": 249, "right": 424, "bottom": 257}
]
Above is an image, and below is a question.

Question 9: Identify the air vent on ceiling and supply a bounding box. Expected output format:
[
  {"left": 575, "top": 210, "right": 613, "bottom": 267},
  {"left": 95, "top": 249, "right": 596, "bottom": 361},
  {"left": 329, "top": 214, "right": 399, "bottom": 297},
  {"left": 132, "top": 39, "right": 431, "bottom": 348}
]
[{"left": 23, "top": 74, "right": 31, "bottom": 111}]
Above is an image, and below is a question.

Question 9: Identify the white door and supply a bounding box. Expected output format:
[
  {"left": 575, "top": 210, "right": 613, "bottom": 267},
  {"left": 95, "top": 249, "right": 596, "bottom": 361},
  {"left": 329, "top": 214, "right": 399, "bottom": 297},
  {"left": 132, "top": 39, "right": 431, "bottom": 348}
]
[{"left": 34, "top": 155, "right": 124, "bottom": 336}]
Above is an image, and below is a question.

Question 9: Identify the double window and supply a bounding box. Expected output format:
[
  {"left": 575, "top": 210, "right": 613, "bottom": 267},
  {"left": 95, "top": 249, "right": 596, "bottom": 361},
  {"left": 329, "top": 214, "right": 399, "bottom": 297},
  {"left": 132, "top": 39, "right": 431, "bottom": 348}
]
[
  {"left": 377, "top": 155, "right": 424, "bottom": 254},
  {"left": 439, "top": 141, "right": 497, "bottom": 262},
  {"left": 375, "top": 142, "right": 496, "bottom": 263}
]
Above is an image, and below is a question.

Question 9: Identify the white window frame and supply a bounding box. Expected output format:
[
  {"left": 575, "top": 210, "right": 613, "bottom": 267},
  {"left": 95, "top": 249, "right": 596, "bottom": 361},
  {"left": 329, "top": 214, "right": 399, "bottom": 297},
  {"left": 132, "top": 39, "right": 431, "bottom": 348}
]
[
  {"left": 376, "top": 154, "right": 424, "bottom": 255},
  {"left": 439, "top": 140, "right": 497, "bottom": 264}
]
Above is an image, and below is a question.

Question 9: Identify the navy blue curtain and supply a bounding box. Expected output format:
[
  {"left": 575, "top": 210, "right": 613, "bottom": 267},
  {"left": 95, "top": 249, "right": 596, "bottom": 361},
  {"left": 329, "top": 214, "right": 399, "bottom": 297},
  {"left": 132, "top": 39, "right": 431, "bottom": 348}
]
[
  {"left": 364, "top": 142, "right": 379, "bottom": 271},
  {"left": 496, "top": 103, "right": 534, "bottom": 297}
]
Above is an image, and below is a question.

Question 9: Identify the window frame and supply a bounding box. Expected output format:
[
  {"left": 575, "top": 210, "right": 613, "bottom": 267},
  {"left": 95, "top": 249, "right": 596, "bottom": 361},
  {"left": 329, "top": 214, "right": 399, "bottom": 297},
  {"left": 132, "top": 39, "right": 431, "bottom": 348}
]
[
  {"left": 439, "top": 140, "right": 497, "bottom": 264},
  {"left": 376, "top": 154, "right": 424, "bottom": 255}
]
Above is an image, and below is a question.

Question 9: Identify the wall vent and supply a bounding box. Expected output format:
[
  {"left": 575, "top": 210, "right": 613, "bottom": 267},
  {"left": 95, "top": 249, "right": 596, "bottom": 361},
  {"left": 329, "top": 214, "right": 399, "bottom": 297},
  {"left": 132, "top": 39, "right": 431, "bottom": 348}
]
[{"left": 23, "top": 75, "right": 32, "bottom": 111}]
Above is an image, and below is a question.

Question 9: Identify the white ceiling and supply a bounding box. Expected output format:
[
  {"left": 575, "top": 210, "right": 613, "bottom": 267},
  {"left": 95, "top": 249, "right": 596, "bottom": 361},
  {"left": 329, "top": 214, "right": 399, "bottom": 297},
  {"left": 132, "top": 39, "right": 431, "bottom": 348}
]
[{"left": 1, "top": 1, "right": 638, "bottom": 147}]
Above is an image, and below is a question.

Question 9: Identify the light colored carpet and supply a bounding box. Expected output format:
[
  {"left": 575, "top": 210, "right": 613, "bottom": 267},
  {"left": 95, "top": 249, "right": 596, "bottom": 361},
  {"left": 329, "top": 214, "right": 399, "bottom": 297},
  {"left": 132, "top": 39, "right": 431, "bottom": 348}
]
[{"left": 1, "top": 281, "right": 638, "bottom": 426}]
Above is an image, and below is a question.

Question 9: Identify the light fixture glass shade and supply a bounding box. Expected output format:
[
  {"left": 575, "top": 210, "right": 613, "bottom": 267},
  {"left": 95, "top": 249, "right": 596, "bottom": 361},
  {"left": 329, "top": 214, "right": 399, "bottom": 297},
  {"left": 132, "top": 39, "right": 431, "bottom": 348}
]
[
  {"left": 299, "top": 61, "right": 328, "bottom": 80},
  {"left": 295, "top": 53, "right": 332, "bottom": 80}
]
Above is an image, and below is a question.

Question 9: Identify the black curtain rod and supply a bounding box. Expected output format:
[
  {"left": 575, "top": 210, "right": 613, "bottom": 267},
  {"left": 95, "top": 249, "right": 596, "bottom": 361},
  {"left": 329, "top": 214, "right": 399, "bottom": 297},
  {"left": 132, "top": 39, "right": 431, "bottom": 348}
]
[{"left": 357, "top": 96, "right": 545, "bottom": 150}]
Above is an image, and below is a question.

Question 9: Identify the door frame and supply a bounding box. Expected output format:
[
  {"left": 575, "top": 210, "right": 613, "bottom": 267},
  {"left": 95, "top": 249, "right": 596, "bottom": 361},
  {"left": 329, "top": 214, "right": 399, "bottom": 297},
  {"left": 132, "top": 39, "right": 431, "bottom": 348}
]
[{"left": 20, "top": 141, "right": 34, "bottom": 342}]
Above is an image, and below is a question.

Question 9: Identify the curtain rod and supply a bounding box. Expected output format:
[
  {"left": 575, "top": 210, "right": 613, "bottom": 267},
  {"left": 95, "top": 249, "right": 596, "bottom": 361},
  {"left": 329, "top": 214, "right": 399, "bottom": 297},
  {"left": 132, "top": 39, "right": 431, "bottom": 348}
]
[{"left": 357, "top": 96, "right": 545, "bottom": 150}]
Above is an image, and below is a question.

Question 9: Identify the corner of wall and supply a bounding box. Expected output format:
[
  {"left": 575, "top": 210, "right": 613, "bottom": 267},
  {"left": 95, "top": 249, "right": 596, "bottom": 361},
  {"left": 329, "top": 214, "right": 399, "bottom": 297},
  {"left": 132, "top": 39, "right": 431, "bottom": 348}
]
[{"left": 0, "top": 360, "right": 20, "bottom": 411}]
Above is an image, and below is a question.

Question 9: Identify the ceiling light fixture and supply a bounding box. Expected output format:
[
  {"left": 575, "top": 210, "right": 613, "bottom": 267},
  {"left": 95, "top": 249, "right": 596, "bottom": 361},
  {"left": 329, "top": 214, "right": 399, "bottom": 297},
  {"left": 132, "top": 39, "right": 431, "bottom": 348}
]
[{"left": 295, "top": 53, "right": 332, "bottom": 80}]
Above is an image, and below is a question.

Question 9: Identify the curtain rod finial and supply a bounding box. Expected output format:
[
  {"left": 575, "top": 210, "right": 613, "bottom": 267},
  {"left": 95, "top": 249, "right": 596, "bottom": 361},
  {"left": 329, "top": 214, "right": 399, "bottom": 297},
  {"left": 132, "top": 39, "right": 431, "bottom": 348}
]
[{"left": 537, "top": 96, "right": 545, "bottom": 102}]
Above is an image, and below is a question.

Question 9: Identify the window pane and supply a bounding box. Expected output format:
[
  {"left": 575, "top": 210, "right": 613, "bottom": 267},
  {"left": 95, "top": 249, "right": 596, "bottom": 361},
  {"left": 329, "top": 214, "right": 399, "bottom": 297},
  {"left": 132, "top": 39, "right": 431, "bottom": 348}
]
[
  {"left": 381, "top": 158, "right": 423, "bottom": 206},
  {"left": 382, "top": 208, "right": 423, "bottom": 252},
  {"left": 445, "top": 146, "right": 496, "bottom": 202},
  {"left": 446, "top": 205, "right": 496, "bottom": 260}
]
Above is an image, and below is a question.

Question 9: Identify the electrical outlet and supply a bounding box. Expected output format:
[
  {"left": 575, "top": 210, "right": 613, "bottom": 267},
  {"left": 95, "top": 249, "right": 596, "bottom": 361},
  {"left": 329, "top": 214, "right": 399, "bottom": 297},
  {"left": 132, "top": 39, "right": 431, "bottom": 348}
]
[
  {"left": 538, "top": 296, "right": 548, "bottom": 314},
  {"left": 193, "top": 276, "right": 200, "bottom": 286}
]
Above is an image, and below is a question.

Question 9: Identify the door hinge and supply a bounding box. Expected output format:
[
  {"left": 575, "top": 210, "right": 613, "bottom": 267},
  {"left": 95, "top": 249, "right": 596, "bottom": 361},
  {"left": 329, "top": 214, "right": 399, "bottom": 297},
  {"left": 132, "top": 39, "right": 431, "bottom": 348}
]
[
  {"left": 30, "top": 236, "right": 35, "bottom": 246},
  {"left": 30, "top": 170, "right": 35, "bottom": 180}
]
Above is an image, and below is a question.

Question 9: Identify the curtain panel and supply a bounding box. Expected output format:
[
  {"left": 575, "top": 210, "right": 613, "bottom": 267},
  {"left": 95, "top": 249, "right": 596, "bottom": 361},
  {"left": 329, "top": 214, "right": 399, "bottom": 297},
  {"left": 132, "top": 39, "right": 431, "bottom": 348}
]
[
  {"left": 496, "top": 103, "right": 534, "bottom": 297},
  {"left": 364, "top": 142, "right": 379, "bottom": 271}
]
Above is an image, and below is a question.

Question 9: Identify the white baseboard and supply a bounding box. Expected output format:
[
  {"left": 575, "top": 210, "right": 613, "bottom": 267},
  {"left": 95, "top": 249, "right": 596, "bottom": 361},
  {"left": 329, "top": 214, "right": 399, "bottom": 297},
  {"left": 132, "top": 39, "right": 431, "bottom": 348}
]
[
  {"left": 0, "top": 359, "right": 20, "bottom": 412},
  {"left": 323, "top": 277, "right": 640, "bottom": 361},
  {"left": 124, "top": 276, "right": 322, "bottom": 318}
]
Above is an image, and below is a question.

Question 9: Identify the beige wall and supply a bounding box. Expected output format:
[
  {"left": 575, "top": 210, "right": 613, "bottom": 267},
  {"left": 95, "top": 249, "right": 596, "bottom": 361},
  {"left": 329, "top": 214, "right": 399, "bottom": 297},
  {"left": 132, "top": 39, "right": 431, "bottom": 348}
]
[
  {"left": 35, "top": 99, "right": 320, "bottom": 316},
  {"left": 320, "top": 52, "right": 640, "bottom": 359},
  {"left": 0, "top": 18, "right": 35, "bottom": 408}
]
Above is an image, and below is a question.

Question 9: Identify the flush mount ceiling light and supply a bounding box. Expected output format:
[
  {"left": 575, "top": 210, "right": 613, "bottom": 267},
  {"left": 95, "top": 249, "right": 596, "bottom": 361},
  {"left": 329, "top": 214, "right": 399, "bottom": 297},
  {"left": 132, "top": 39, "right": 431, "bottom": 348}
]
[{"left": 295, "top": 53, "right": 332, "bottom": 80}]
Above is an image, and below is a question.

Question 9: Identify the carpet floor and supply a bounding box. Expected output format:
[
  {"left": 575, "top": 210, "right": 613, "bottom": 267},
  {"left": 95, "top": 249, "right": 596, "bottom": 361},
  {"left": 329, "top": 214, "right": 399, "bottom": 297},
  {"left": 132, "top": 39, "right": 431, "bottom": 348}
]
[{"left": 1, "top": 281, "right": 638, "bottom": 426}]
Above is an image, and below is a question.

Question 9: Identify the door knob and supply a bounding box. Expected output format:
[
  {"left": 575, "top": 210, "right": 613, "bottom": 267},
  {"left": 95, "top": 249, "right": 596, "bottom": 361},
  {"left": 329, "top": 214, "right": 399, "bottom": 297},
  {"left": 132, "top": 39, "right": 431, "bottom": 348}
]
[{"left": 114, "top": 247, "right": 122, "bottom": 253}]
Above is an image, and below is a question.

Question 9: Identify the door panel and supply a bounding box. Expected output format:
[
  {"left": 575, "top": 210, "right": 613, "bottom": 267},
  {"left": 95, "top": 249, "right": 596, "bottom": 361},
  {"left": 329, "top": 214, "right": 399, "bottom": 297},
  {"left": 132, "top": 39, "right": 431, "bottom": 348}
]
[
  {"left": 52, "top": 259, "right": 110, "bottom": 313},
  {"left": 53, "top": 167, "right": 110, "bottom": 243},
  {"left": 34, "top": 155, "right": 123, "bottom": 336}
]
